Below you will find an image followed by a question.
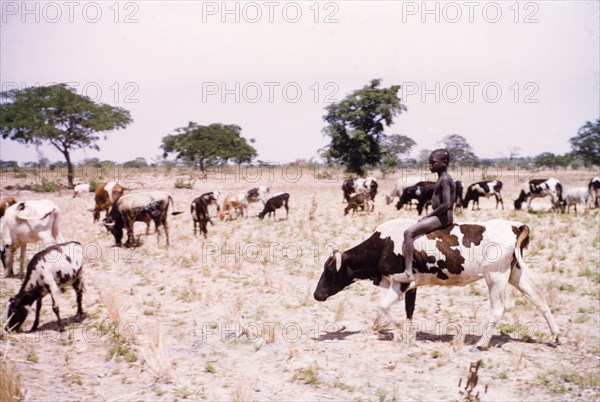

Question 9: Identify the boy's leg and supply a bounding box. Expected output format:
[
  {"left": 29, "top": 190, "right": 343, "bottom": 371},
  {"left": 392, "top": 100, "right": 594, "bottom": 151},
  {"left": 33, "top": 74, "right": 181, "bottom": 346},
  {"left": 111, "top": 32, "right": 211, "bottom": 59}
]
[{"left": 393, "top": 216, "right": 444, "bottom": 283}]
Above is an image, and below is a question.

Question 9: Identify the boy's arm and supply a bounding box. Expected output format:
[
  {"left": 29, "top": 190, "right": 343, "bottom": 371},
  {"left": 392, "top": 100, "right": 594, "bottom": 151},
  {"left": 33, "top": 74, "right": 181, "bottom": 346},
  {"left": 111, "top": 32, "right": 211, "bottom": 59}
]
[{"left": 422, "top": 177, "right": 454, "bottom": 219}]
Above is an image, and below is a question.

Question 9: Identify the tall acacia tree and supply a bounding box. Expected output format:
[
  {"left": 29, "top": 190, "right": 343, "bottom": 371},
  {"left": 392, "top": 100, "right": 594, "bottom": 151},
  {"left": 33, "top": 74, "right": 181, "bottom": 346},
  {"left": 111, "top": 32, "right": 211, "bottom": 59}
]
[
  {"left": 322, "top": 79, "right": 407, "bottom": 175},
  {"left": 161, "top": 122, "right": 257, "bottom": 172},
  {"left": 0, "top": 84, "right": 132, "bottom": 187}
]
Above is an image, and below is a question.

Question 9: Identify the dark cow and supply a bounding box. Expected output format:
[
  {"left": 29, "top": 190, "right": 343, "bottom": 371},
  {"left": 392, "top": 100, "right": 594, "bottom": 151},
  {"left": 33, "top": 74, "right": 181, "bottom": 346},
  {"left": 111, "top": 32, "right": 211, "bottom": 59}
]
[
  {"left": 103, "top": 191, "right": 182, "bottom": 247},
  {"left": 454, "top": 180, "right": 464, "bottom": 213},
  {"left": 462, "top": 180, "right": 504, "bottom": 210},
  {"left": 258, "top": 192, "right": 290, "bottom": 220},
  {"left": 514, "top": 178, "right": 563, "bottom": 211},
  {"left": 191, "top": 192, "right": 219, "bottom": 238},
  {"left": 5, "top": 242, "right": 84, "bottom": 332},
  {"left": 395, "top": 181, "right": 435, "bottom": 215},
  {"left": 314, "top": 218, "right": 560, "bottom": 350},
  {"left": 342, "top": 177, "right": 378, "bottom": 202},
  {"left": 344, "top": 193, "right": 374, "bottom": 216},
  {"left": 589, "top": 177, "right": 600, "bottom": 208}
]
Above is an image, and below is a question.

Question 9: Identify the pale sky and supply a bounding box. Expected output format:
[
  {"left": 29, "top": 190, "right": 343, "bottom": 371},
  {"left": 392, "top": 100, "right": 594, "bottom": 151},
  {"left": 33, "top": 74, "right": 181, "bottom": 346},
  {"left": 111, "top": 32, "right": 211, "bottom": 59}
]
[{"left": 1, "top": 1, "right": 599, "bottom": 164}]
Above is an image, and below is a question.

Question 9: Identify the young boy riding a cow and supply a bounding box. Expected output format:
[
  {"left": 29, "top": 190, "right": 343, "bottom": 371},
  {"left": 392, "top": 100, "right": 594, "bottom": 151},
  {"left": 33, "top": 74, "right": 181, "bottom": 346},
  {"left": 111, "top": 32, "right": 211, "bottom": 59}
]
[{"left": 393, "top": 149, "right": 456, "bottom": 286}]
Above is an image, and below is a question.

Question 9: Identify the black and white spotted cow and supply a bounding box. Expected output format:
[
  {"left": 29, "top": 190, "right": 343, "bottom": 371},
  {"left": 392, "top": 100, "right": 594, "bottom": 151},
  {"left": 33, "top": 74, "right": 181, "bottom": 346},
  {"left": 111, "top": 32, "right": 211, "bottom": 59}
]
[
  {"left": 314, "top": 218, "right": 560, "bottom": 350},
  {"left": 103, "top": 191, "right": 182, "bottom": 247},
  {"left": 191, "top": 192, "right": 219, "bottom": 238},
  {"left": 589, "top": 177, "right": 600, "bottom": 208},
  {"left": 462, "top": 180, "right": 504, "bottom": 210},
  {"left": 342, "top": 177, "right": 378, "bottom": 202},
  {"left": 5, "top": 241, "right": 85, "bottom": 332},
  {"left": 258, "top": 192, "right": 290, "bottom": 220},
  {"left": 514, "top": 178, "right": 563, "bottom": 211}
]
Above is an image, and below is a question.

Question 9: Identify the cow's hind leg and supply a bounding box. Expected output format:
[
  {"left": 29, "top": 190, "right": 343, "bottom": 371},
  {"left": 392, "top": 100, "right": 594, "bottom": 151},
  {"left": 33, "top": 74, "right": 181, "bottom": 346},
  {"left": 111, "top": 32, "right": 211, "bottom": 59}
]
[
  {"left": 509, "top": 269, "right": 559, "bottom": 346},
  {"left": 474, "top": 273, "right": 508, "bottom": 351}
]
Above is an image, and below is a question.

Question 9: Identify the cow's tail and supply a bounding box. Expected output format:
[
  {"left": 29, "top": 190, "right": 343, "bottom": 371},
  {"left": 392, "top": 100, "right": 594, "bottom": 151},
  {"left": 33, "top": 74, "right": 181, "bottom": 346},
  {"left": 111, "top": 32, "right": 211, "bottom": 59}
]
[
  {"left": 513, "top": 224, "right": 530, "bottom": 270},
  {"left": 169, "top": 196, "right": 183, "bottom": 216}
]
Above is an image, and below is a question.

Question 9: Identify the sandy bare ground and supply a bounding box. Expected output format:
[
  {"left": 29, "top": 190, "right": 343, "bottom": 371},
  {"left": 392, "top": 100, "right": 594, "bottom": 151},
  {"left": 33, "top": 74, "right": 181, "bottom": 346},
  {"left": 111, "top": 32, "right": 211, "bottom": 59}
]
[{"left": 1, "top": 166, "right": 599, "bottom": 401}]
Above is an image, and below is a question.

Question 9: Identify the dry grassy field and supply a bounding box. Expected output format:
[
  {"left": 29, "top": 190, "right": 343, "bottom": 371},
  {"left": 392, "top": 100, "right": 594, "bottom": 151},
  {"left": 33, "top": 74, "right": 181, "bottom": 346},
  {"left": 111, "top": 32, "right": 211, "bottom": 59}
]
[{"left": 1, "top": 166, "right": 599, "bottom": 401}]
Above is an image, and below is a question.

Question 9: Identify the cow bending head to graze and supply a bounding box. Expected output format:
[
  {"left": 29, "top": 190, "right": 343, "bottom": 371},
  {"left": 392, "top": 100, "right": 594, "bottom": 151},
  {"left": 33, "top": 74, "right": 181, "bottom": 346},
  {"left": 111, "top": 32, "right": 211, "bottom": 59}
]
[
  {"left": 344, "top": 193, "right": 373, "bottom": 216},
  {"left": 92, "top": 181, "right": 126, "bottom": 222},
  {"left": 72, "top": 183, "right": 91, "bottom": 198},
  {"left": 219, "top": 192, "right": 248, "bottom": 221},
  {"left": 514, "top": 178, "right": 563, "bottom": 212},
  {"left": 258, "top": 192, "right": 290, "bottom": 220},
  {"left": 395, "top": 181, "right": 435, "bottom": 215},
  {"left": 1, "top": 200, "right": 64, "bottom": 277},
  {"left": 5, "top": 242, "right": 85, "bottom": 333},
  {"left": 561, "top": 187, "right": 590, "bottom": 215},
  {"left": 385, "top": 178, "right": 418, "bottom": 206},
  {"left": 314, "top": 218, "right": 559, "bottom": 351},
  {"left": 103, "top": 191, "right": 182, "bottom": 247},
  {"left": 462, "top": 180, "right": 504, "bottom": 210},
  {"left": 191, "top": 192, "right": 219, "bottom": 238}
]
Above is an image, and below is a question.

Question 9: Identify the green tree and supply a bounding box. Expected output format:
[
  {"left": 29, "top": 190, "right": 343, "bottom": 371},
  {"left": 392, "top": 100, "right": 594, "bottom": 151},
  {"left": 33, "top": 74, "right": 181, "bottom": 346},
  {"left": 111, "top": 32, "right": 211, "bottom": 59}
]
[
  {"left": 570, "top": 119, "right": 600, "bottom": 167},
  {"left": 161, "top": 122, "right": 257, "bottom": 172},
  {"left": 534, "top": 152, "right": 557, "bottom": 169},
  {"left": 439, "top": 134, "right": 479, "bottom": 165},
  {"left": 0, "top": 84, "right": 132, "bottom": 187},
  {"left": 379, "top": 134, "right": 417, "bottom": 175},
  {"left": 322, "top": 79, "right": 407, "bottom": 175}
]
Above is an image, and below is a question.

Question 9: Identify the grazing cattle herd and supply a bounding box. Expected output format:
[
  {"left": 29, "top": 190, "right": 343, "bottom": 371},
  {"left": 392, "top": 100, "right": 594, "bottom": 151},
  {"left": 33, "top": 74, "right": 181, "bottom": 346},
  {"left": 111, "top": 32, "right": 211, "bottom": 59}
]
[{"left": 0, "top": 173, "right": 598, "bottom": 357}]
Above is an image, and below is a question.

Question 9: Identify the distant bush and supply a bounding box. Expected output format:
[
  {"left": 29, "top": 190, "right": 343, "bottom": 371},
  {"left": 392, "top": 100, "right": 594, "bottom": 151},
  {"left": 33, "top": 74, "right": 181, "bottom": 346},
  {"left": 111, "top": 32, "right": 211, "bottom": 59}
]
[
  {"left": 31, "top": 178, "right": 62, "bottom": 193},
  {"left": 174, "top": 178, "right": 194, "bottom": 190},
  {"left": 89, "top": 178, "right": 101, "bottom": 192}
]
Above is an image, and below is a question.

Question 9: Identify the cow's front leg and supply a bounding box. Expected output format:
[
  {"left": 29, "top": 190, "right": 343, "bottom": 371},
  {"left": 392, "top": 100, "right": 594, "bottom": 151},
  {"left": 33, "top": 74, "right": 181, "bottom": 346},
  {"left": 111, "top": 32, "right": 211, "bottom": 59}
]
[
  {"left": 18, "top": 244, "right": 27, "bottom": 278},
  {"left": 378, "top": 278, "right": 403, "bottom": 327}
]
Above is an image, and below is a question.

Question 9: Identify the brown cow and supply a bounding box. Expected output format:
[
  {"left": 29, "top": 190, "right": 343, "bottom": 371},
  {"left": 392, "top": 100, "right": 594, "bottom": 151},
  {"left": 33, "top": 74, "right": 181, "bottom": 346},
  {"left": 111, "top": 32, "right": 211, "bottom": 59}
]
[{"left": 92, "top": 181, "right": 126, "bottom": 222}]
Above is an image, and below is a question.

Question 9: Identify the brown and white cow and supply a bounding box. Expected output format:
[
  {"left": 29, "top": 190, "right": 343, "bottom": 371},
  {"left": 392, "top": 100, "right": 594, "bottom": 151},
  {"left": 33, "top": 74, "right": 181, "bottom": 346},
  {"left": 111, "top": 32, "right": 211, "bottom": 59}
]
[
  {"left": 219, "top": 192, "right": 248, "bottom": 221},
  {"left": 0, "top": 197, "right": 17, "bottom": 219},
  {"left": 1, "top": 200, "right": 64, "bottom": 277},
  {"left": 314, "top": 218, "right": 559, "bottom": 351},
  {"left": 103, "top": 191, "right": 182, "bottom": 247},
  {"left": 92, "top": 181, "right": 126, "bottom": 222}
]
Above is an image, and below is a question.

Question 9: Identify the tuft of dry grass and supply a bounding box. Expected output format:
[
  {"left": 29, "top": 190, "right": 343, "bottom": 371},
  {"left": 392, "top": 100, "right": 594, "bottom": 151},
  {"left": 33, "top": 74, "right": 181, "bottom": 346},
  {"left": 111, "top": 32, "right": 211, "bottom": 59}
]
[
  {"left": 140, "top": 325, "right": 172, "bottom": 383},
  {"left": 1, "top": 360, "right": 23, "bottom": 402}
]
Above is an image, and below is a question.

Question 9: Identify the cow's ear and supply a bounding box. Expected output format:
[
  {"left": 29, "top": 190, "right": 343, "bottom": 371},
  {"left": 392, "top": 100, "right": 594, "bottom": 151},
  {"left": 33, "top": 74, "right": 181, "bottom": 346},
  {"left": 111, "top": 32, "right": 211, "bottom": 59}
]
[{"left": 333, "top": 250, "right": 343, "bottom": 272}]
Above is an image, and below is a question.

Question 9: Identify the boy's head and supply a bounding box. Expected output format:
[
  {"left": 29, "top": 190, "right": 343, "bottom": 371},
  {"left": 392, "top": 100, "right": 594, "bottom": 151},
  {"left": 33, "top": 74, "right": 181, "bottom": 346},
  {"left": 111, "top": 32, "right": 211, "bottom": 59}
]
[{"left": 429, "top": 149, "right": 450, "bottom": 173}]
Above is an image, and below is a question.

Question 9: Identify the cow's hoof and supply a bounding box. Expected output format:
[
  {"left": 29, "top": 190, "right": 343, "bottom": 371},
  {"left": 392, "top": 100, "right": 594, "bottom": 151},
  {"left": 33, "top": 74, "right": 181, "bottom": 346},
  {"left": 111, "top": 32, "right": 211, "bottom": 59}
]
[
  {"left": 469, "top": 345, "right": 488, "bottom": 352},
  {"left": 547, "top": 335, "right": 559, "bottom": 348}
]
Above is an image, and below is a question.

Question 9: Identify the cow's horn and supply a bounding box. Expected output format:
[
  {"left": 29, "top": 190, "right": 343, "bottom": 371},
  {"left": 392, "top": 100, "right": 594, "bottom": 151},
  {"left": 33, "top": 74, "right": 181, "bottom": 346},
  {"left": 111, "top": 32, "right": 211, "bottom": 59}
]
[{"left": 333, "top": 250, "right": 342, "bottom": 272}]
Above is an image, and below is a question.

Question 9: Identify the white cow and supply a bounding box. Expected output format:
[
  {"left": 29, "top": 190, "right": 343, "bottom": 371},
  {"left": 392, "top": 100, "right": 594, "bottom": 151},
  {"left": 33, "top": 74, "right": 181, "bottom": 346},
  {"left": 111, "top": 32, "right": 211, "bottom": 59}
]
[
  {"left": 1, "top": 200, "right": 64, "bottom": 277},
  {"left": 562, "top": 187, "right": 590, "bottom": 214}
]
